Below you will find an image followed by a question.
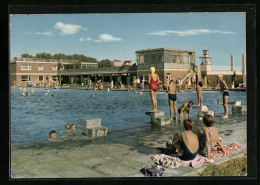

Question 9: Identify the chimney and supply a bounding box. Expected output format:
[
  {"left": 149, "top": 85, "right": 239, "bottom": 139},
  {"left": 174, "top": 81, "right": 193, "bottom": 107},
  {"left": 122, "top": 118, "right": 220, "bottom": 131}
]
[{"left": 231, "top": 55, "right": 234, "bottom": 71}]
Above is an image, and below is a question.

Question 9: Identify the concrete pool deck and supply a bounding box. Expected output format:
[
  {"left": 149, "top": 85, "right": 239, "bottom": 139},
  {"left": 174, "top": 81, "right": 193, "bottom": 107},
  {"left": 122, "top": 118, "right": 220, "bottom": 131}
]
[{"left": 11, "top": 117, "right": 247, "bottom": 178}]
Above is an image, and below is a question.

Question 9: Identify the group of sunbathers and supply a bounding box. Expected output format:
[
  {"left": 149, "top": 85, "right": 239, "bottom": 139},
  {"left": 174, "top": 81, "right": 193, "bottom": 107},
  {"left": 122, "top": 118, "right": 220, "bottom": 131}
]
[{"left": 166, "top": 115, "right": 226, "bottom": 161}]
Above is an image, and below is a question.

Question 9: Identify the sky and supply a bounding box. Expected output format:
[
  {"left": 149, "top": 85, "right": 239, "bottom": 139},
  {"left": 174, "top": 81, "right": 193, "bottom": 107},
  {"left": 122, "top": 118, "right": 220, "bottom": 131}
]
[{"left": 10, "top": 13, "right": 246, "bottom": 67}]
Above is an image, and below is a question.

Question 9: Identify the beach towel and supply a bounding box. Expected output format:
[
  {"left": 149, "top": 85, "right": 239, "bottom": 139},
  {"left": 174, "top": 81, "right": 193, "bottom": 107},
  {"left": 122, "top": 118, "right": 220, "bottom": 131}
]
[
  {"left": 152, "top": 154, "right": 214, "bottom": 168},
  {"left": 210, "top": 143, "right": 241, "bottom": 157},
  {"left": 140, "top": 164, "right": 165, "bottom": 177}
]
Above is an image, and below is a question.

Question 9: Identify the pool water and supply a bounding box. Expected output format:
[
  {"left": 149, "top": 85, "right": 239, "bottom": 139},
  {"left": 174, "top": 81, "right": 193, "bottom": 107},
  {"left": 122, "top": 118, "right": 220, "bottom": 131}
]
[{"left": 11, "top": 88, "right": 247, "bottom": 145}]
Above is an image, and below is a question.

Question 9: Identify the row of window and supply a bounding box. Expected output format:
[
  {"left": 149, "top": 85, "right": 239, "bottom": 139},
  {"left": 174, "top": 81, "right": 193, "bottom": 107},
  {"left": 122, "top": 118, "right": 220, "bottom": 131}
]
[
  {"left": 21, "top": 75, "right": 58, "bottom": 82},
  {"left": 21, "top": 64, "right": 57, "bottom": 71}
]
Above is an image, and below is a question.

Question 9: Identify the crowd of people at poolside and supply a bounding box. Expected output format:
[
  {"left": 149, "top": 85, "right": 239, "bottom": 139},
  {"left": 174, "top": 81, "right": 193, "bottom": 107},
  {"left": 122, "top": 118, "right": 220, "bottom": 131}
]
[{"left": 147, "top": 66, "right": 231, "bottom": 161}]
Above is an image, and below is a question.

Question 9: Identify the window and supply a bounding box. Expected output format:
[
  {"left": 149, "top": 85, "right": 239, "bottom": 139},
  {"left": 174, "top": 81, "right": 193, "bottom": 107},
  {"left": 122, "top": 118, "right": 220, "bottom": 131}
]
[
  {"left": 46, "top": 76, "right": 49, "bottom": 82},
  {"left": 52, "top": 65, "right": 57, "bottom": 70},
  {"left": 39, "top": 76, "right": 44, "bottom": 82},
  {"left": 52, "top": 76, "right": 58, "bottom": 81},
  {"left": 21, "top": 75, "right": 31, "bottom": 82},
  {"left": 38, "top": 65, "right": 44, "bottom": 70},
  {"left": 166, "top": 73, "right": 171, "bottom": 81},
  {"left": 21, "top": 64, "right": 31, "bottom": 70}
]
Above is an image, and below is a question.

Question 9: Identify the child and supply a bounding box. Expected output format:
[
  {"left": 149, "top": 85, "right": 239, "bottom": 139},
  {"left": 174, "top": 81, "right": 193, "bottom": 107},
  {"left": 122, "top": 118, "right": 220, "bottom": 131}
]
[
  {"left": 199, "top": 115, "right": 225, "bottom": 159},
  {"left": 70, "top": 124, "right": 76, "bottom": 130},
  {"left": 178, "top": 101, "right": 194, "bottom": 118},
  {"left": 166, "top": 119, "right": 199, "bottom": 161},
  {"left": 49, "top": 130, "right": 56, "bottom": 139},
  {"left": 167, "top": 80, "right": 181, "bottom": 120},
  {"left": 65, "top": 123, "right": 70, "bottom": 129}
]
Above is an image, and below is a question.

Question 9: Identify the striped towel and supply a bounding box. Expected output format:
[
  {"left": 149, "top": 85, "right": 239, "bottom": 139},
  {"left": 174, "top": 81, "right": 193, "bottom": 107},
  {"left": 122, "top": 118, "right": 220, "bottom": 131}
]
[{"left": 211, "top": 143, "right": 241, "bottom": 157}]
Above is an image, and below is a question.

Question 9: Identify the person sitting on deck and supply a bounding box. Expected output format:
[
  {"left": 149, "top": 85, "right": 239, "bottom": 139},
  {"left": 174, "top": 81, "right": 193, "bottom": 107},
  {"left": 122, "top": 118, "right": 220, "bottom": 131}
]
[
  {"left": 178, "top": 101, "right": 194, "bottom": 118},
  {"left": 166, "top": 119, "right": 199, "bottom": 161},
  {"left": 199, "top": 115, "right": 226, "bottom": 159}
]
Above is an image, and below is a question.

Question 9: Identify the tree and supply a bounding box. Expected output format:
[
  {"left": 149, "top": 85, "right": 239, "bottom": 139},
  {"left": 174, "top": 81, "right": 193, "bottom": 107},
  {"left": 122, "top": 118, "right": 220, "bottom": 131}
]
[
  {"left": 35, "top": 52, "right": 52, "bottom": 59},
  {"left": 98, "top": 59, "right": 113, "bottom": 67},
  {"left": 21, "top": 53, "right": 33, "bottom": 58}
]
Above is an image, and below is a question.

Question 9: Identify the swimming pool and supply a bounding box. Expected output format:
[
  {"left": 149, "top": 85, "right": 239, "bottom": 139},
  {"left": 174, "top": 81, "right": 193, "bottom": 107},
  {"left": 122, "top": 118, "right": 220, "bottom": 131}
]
[{"left": 11, "top": 88, "right": 247, "bottom": 144}]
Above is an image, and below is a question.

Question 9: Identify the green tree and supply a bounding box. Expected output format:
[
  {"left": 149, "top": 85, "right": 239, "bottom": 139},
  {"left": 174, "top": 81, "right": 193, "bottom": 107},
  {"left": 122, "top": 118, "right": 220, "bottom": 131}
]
[
  {"left": 35, "top": 52, "right": 52, "bottom": 59},
  {"left": 98, "top": 59, "right": 113, "bottom": 67},
  {"left": 21, "top": 53, "right": 33, "bottom": 58}
]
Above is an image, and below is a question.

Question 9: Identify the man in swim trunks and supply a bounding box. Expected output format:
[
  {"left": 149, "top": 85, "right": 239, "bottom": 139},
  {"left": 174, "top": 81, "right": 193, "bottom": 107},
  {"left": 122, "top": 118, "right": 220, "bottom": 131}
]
[
  {"left": 166, "top": 119, "right": 199, "bottom": 161},
  {"left": 178, "top": 101, "right": 194, "bottom": 118},
  {"left": 218, "top": 75, "right": 229, "bottom": 118},
  {"left": 167, "top": 80, "right": 181, "bottom": 120},
  {"left": 194, "top": 67, "right": 203, "bottom": 106}
]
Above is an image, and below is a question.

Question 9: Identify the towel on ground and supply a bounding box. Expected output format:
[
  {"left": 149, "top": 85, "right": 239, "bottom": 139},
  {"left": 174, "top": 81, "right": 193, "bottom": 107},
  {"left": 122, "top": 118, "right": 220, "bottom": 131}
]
[
  {"left": 210, "top": 143, "right": 241, "bottom": 157},
  {"left": 152, "top": 154, "right": 214, "bottom": 168}
]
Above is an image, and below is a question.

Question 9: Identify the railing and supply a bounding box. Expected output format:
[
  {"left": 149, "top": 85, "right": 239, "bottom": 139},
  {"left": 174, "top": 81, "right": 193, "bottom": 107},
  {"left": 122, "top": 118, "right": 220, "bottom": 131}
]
[{"left": 212, "top": 66, "right": 242, "bottom": 71}]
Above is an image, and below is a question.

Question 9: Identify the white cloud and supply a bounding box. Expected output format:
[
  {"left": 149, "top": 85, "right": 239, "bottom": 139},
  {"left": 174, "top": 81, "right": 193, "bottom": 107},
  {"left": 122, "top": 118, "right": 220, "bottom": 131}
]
[
  {"left": 94, "top": 34, "right": 122, "bottom": 42},
  {"left": 54, "top": 22, "right": 88, "bottom": 35},
  {"left": 24, "top": 31, "right": 53, "bottom": 36},
  {"left": 147, "top": 29, "right": 235, "bottom": 36},
  {"left": 79, "top": 37, "right": 92, "bottom": 42}
]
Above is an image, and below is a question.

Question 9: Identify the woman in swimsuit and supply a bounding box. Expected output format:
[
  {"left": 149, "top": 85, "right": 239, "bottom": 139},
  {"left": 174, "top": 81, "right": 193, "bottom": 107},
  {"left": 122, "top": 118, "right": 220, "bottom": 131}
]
[
  {"left": 166, "top": 119, "right": 199, "bottom": 161},
  {"left": 149, "top": 67, "right": 161, "bottom": 112},
  {"left": 218, "top": 75, "right": 229, "bottom": 118},
  {"left": 194, "top": 67, "right": 203, "bottom": 106},
  {"left": 199, "top": 115, "right": 226, "bottom": 159}
]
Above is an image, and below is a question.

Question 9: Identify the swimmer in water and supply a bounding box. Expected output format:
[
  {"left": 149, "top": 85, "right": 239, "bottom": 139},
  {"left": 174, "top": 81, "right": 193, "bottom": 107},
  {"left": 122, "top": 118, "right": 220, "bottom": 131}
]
[
  {"left": 49, "top": 130, "right": 56, "bottom": 139},
  {"left": 70, "top": 124, "right": 76, "bottom": 130},
  {"left": 66, "top": 123, "right": 70, "bottom": 129}
]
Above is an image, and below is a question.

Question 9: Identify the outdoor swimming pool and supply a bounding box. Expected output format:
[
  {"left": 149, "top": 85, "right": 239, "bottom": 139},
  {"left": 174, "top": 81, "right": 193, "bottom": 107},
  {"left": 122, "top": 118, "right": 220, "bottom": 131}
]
[{"left": 11, "top": 88, "right": 247, "bottom": 145}]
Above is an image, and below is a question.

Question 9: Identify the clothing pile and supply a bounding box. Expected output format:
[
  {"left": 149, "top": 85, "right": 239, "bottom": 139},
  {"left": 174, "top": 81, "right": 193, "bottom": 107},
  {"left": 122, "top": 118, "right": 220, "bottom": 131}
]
[
  {"left": 140, "top": 164, "right": 165, "bottom": 177},
  {"left": 211, "top": 143, "right": 241, "bottom": 157}
]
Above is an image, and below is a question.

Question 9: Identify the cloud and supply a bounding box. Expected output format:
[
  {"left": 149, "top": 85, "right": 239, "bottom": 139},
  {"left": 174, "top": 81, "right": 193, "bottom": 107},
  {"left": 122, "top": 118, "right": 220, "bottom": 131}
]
[
  {"left": 54, "top": 22, "right": 88, "bottom": 35},
  {"left": 147, "top": 29, "right": 235, "bottom": 36},
  {"left": 79, "top": 37, "right": 92, "bottom": 41},
  {"left": 94, "top": 34, "right": 122, "bottom": 42},
  {"left": 24, "top": 31, "right": 53, "bottom": 36}
]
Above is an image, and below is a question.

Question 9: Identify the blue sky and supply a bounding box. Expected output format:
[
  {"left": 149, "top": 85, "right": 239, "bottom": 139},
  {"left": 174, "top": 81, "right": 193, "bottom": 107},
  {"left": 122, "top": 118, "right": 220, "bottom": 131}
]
[{"left": 10, "top": 13, "right": 246, "bottom": 67}]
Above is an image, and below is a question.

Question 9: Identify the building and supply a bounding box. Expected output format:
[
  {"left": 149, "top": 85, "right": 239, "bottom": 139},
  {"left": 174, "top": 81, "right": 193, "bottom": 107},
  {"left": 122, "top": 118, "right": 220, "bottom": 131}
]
[
  {"left": 10, "top": 58, "right": 59, "bottom": 87},
  {"left": 136, "top": 48, "right": 196, "bottom": 84},
  {"left": 10, "top": 48, "right": 246, "bottom": 88}
]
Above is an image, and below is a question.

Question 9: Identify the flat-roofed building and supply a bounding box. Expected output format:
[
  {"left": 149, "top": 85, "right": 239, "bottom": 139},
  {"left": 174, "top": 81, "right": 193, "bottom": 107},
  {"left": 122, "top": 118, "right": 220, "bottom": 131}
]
[
  {"left": 135, "top": 48, "right": 195, "bottom": 84},
  {"left": 10, "top": 58, "right": 59, "bottom": 87}
]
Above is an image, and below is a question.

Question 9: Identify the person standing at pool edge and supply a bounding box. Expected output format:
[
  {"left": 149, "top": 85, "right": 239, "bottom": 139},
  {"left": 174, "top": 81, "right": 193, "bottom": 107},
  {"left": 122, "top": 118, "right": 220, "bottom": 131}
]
[
  {"left": 194, "top": 67, "right": 203, "bottom": 106},
  {"left": 218, "top": 75, "right": 229, "bottom": 118},
  {"left": 149, "top": 67, "right": 161, "bottom": 112},
  {"left": 167, "top": 80, "right": 181, "bottom": 120}
]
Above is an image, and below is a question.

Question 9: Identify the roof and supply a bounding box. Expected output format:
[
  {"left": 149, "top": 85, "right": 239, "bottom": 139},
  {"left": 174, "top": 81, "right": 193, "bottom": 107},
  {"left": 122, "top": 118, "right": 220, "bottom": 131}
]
[{"left": 135, "top": 48, "right": 195, "bottom": 53}]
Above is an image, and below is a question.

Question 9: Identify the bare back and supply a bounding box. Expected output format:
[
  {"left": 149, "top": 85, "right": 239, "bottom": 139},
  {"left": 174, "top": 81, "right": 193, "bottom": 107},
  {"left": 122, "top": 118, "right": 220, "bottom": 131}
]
[
  {"left": 204, "top": 126, "right": 219, "bottom": 144},
  {"left": 181, "top": 131, "right": 199, "bottom": 153},
  {"left": 196, "top": 71, "right": 202, "bottom": 83},
  {"left": 167, "top": 81, "right": 177, "bottom": 94}
]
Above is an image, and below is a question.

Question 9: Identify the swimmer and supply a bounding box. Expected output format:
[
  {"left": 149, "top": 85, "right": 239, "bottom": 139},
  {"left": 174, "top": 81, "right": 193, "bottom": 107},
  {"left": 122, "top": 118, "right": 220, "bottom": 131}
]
[
  {"left": 65, "top": 123, "right": 70, "bottom": 129},
  {"left": 167, "top": 79, "right": 181, "bottom": 120},
  {"left": 94, "top": 93, "right": 97, "bottom": 95},
  {"left": 178, "top": 101, "right": 194, "bottom": 118},
  {"left": 217, "top": 99, "right": 223, "bottom": 105},
  {"left": 45, "top": 93, "right": 48, "bottom": 96},
  {"left": 149, "top": 67, "right": 161, "bottom": 112},
  {"left": 70, "top": 124, "right": 76, "bottom": 130},
  {"left": 49, "top": 130, "right": 56, "bottom": 139},
  {"left": 51, "top": 94, "right": 54, "bottom": 96},
  {"left": 194, "top": 67, "right": 203, "bottom": 106},
  {"left": 218, "top": 75, "right": 229, "bottom": 118}
]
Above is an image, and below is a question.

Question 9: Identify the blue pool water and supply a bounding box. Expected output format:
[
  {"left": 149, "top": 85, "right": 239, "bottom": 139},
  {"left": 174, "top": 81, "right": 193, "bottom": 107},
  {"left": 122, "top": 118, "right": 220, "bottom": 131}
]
[{"left": 11, "top": 88, "right": 247, "bottom": 144}]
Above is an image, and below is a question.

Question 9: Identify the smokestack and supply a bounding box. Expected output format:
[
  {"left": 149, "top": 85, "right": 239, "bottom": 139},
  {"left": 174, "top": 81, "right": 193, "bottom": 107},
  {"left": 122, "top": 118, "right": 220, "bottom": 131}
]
[
  {"left": 242, "top": 53, "right": 246, "bottom": 85},
  {"left": 231, "top": 55, "right": 234, "bottom": 71}
]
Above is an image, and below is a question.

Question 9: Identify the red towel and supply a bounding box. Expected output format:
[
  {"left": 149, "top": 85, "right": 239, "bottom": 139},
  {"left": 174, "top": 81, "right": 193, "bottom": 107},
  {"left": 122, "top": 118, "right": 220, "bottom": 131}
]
[{"left": 211, "top": 143, "right": 241, "bottom": 157}]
